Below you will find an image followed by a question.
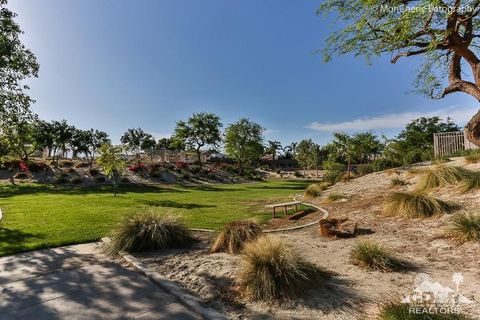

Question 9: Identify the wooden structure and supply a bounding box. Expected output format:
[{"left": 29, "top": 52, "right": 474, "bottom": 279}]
[
  {"left": 266, "top": 201, "right": 302, "bottom": 218},
  {"left": 433, "top": 130, "right": 479, "bottom": 157}
]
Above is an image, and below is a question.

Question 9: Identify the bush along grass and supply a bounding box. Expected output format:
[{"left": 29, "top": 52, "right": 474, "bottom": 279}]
[
  {"left": 449, "top": 212, "right": 480, "bottom": 243},
  {"left": 350, "top": 240, "right": 403, "bottom": 272},
  {"left": 304, "top": 182, "right": 330, "bottom": 199},
  {"left": 390, "top": 177, "right": 406, "bottom": 187},
  {"left": 106, "top": 210, "right": 195, "bottom": 254},
  {"left": 236, "top": 236, "right": 326, "bottom": 301},
  {"left": 416, "top": 165, "right": 470, "bottom": 191},
  {"left": 377, "top": 301, "right": 474, "bottom": 320},
  {"left": 465, "top": 152, "right": 480, "bottom": 164},
  {"left": 325, "top": 192, "right": 347, "bottom": 203},
  {"left": 458, "top": 171, "right": 480, "bottom": 193},
  {"left": 383, "top": 192, "right": 456, "bottom": 219},
  {"left": 210, "top": 220, "right": 262, "bottom": 254}
]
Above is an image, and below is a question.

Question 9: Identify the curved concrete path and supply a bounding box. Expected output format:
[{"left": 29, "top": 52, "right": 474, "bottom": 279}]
[{"left": 0, "top": 243, "right": 200, "bottom": 320}]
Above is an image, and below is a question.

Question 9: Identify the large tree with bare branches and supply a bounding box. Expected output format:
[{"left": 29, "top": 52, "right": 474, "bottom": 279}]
[{"left": 319, "top": 0, "right": 480, "bottom": 145}]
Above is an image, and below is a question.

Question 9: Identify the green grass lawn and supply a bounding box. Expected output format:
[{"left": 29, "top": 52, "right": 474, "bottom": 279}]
[{"left": 0, "top": 180, "right": 309, "bottom": 256}]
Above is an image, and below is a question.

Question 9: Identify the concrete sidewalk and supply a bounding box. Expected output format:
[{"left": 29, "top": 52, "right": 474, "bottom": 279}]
[{"left": 0, "top": 243, "right": 200, "bottom": 320}]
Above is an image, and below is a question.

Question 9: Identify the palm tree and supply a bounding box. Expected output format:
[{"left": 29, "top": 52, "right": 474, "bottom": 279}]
[{"left": 266, "top": 140, "right": 282, "bottom": 161}]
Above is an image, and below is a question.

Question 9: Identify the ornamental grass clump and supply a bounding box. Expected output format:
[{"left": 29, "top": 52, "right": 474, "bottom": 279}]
[
  {"left": 416, "top": 165, "right": 470, "bottom": 191},
  {"left": 107, "top": 210, "right": 194, "bottom": 254},
  {"left": 350, "top": 240, "right": 402, "bottom": 272},
  {"left": 465, "top": 152, "right": 480, "bottom": 164},
  {"left": 210, "top": 220, "right": 262, "bottom": 254},
  {"left": 383, "top": 191, "right": 456, "bottom": 219},
  {"left": 449, "top": 212, "right": 480, "bottom": 243},
  {"left": 390, "top": 177, "right": 406, "bottom": 187},
  {"left": 304, "top": 182, "right": 330, "bottom": 199},
  {"left": 458, "top": 171, "right": 480, "bottom": 193},
  {"left": 236, "top": 236, "right": 326, "bottom": 301}
]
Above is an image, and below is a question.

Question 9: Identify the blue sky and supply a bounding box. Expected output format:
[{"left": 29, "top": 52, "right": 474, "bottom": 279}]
[{"left": 11, "top": 0, "right": 477, "bottom": 146}]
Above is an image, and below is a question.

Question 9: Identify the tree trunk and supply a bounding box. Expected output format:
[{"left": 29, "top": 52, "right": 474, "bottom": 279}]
[
  {"left": 196, "top": 149, "right": 202, "bottom": 167},
  {"left": 347, "top": 160, "right": 351, "bottom": 182},
  {"left": 466, "top": 110, "right": 480, "bottom": 146}
]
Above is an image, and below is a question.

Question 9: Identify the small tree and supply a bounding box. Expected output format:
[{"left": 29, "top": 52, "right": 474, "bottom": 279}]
[
  {"left": 224, "top": 118, "right": 264, "bottom": 170},
  {"left": 172, "top": 112, "right": 222, "bottom": 166},
  {"left": 97, "top": 143, "right": 125, "bottom": 197},
  {"left": 120, "top": 128, "right": 150, "bottom": 157},
  {"left": 295, "top": 139, "right": 318, "bottom": 175},
  {"left": 140, "top": 134, "right": 157, "bottom": 161},
  {"left": 71, "top": 129, "right": 110, "bottom": 166}
]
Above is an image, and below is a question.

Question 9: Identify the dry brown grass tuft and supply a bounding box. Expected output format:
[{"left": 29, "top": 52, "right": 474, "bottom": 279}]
[
  {"left": 449, "top": 212, "right": 480, "bottom": 243},
  {"left": 465, "top": 152, "right": 480, "bottom": 164},
  {"left": 236, "top": 236, "right": 326, "bottom": 301},
  {"left": 458, "top": 171, "right": 480, "bottom": 193},
  {"left": 416, "top": 165, "right": 470, "bottom": 191},
  {"left": 304, "top": 182, "right": 330, "bottom": 199},
  {"left": 324, "top": 192, "right": 347, "bottom": 203},
  {"left": 106, "top": 210, "right": 195, "bottom": 254},
  {"left": 390, "top": 177, "right": 406, "bottom": 187},
  {"left": 383, "top": 191, "right": 457, "bottom": 219},
  {"left": 350, "top": 239, "right": 403, "bottom": 272},
  {"left": 210, "top": 220, "right": 262, "bottom": 254}
]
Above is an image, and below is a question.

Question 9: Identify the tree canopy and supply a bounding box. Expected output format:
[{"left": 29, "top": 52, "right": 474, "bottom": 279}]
[
  {"left": 224, "top": 118, "right": 264, "bottom": 169},
  {"left": 318, "top": 0, "right": 480, "bottom": 144},
  {"left": 172, "top": 112, "right": 222, "bottom": 165}
]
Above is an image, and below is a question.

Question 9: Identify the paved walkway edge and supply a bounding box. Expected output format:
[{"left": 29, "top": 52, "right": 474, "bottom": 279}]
[{"left": 101, "top": 237, "right": 228, "bottom": 320}]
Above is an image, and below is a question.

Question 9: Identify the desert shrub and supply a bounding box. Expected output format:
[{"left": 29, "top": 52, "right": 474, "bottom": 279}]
[
  {"left": 323, "top": 161, "right": 344, "bottom": 185},
  {"left": 27, "top": 161, "right": 49, "bottom": 172},
  {"left": 383, "top": 192, "right": 456, "bottom": 219},
  {"left": 431, "top": 156, "right": 451, "bottom": 165},
  {"left": 75, "top": 162, "right": 90, "bottom": 168},
  {"left": 390, "top": 177, "right": 406, "bottom": 187},
  {"left": 377, "top": 301, "right": 473, "bottom": 319},
  {"left": 449, "top": 212, "right": 480, "bottom": 243},
  {"left": 175, "top": 161, "right": 188, "bottom": 169},
  {"left": 458, "top": 172, "right": 480, "bottom": 193},
  {"left": 71, "top": 177, "right": 83, "bottom": 184},
  {"left": 350, "top": 240, "right": 402, "bottom": 272},
  {"left": 211, "top": 220, "right": 262, "bottom": 254},
  {"left": 89, "top": 168, "right": 100, "bottom": 176},
  {"left": 293, "top": 170, "right": 303, "bottom": 178},
  {"left": 120, "top": 177, "right": 130, "bottom": 183},
  {"left": 356, "top": 163, "right": 375, "bottom": 176},
  {"left": 94, "top": 176, "right": 107, "bottom": 183},
  {"left": 181, "top": 173, "right": 191, "bottom": 180},
  {"left": 236, "top": 236, "right": 325, "bottom": 301},
  {"left": 416, "top": 165, "right": 470, "bottom": 191},
  {"left": 465, "top": 151, "right": 480, "bottom": 164},
  {"left": 304, "top": 182, "right": 330, "bottom": 199},
  {"left": 325, "top": 192, "right": 346, "bottom": 203},
  {"left": 59, "top": 160, "right": 74, "bottom": 168},
  {"left": 14, "top": 172, "right": 30, "bottom": 179},
  {"left": 128, "top": 163, "right": 146, "bottom": 173},
  {"left": 149, "top": 171, "right": 161, "bottom": 178},
  {"left": 107, "top": 211, "right": 195, "bottom": 254},
  {"left": 189, "top": 165, "right": 202, "bottom": 175}
]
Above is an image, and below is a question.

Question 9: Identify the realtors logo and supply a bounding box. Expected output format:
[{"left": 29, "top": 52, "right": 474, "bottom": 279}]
[{"left": 402, "top": 273, "right": 473, "bottom": 315}]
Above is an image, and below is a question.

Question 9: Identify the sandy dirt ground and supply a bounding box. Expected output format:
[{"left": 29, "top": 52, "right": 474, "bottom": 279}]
[{"left": 136, "top": 157, "right": 480, "bottom": 319}]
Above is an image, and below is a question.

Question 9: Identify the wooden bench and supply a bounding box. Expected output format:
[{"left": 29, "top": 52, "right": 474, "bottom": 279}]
[{"left": 266, "top": 201, "right": 302, "bottom": 218}]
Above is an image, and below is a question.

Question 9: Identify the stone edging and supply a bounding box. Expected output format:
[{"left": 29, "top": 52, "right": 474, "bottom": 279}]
[
  {"left": 0, "top": 208, "right": 3, "bottom": 222},
  {"left": 101, "top": 237, "right": 227, "bottom": 320}
]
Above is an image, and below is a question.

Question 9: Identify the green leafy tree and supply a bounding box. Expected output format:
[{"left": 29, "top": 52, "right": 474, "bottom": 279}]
[
  {"left": 172, "top": 112, "right": 222, "bottom": 166},
  {"left": 120, "top": 128, "right": 156, "bottom": 157},
  {"left": 265, "top": 140, "right": 282, "bottom": 160},
  {"left": 295, "top": 139, "right": 319, "bottom": 175},
  {"left": 71, "top": 128, "right": 110, "bottom": 166},
  {"left": 51, "top": 120, "right": 75, "bottom": 162},
  {"left": 318, "top": 0, "right": 480, "bottom": 145},
  {"left": 224, "top": 118, "right": 264, "bottom": 170},
  {"left": 32, "top": 120, "right": 55, "bottom": 157},
  {"left": 97, "top": 143, "right": 125, "bottom": 197},
  {"left": 385, "top": 117, "right": 459, "bottom": 164},
  {"left": 0, "top": 0, "right": 39, "bottom": 160}
]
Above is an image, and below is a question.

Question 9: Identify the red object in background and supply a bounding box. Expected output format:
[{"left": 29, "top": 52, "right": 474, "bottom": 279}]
[
  {"left": 175, "top": 161, "right": 188, "bottom": 169},
  {"left": 19, "top": 161, "right": 29, "bottom": 172},
  {"left": 128, "top": 163, "right": 146, "bottom": 172}
]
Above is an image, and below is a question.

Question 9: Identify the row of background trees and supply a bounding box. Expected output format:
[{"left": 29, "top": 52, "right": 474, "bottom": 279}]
[{"left": 0, "top": 107, "right": 461, "bottom": 175}]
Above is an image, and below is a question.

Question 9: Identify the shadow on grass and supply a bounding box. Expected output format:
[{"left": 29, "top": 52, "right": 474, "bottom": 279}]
[
  {"left": 0, "top": 184, "right": 187, "bottom": 198},
  {"left": 0, "top": 227, "right": 44, "bottom": 256},
  {"left": 248, "top": 181, "right": 311, "bottom": 191},
  {"left": 139, "top": 200, "right": 217, "bottom": 209}
]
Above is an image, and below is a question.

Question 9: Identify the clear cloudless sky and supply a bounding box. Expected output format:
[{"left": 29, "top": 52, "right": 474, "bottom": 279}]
[{"left": 9, "top": 0, "right": 477, "bottom": 145}]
